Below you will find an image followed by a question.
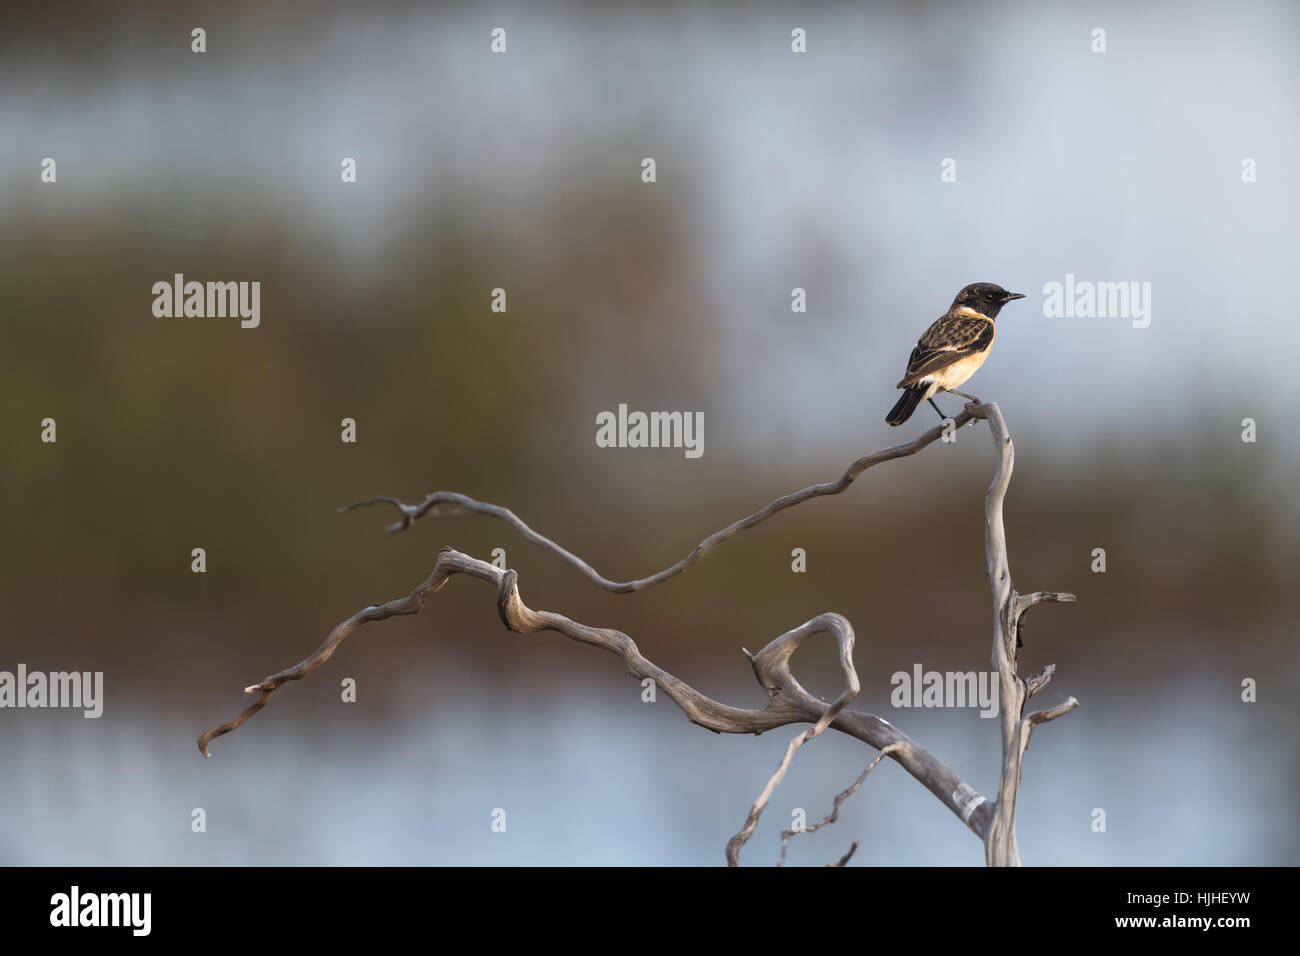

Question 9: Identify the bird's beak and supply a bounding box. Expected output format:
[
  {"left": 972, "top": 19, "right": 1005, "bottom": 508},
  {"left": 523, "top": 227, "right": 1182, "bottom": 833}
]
[{"left": 1003, "top": 292, "right": 1026, "bottom": 302}]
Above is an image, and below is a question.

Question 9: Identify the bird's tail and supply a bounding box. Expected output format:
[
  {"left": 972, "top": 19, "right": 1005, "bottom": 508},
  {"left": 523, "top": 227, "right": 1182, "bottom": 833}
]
[{"left": 885, "top": 385, "right": 925, "bottom": 426}]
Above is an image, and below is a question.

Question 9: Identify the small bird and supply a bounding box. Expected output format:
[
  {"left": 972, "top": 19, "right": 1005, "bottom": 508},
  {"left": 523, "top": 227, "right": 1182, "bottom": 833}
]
[{"left": 885, "top": 282, "right": 1025, "bottom": 426}]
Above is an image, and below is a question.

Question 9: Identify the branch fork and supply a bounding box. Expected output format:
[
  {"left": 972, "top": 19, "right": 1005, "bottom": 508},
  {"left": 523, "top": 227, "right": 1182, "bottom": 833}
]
[{"left": 199, "top": 401, "right": 1075, "bottom": 866}]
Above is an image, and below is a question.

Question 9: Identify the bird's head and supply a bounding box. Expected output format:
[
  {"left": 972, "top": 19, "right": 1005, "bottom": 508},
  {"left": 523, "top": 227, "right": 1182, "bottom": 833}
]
[{"left": 952, "top": 282, "right": 1025, "bottom": 319}]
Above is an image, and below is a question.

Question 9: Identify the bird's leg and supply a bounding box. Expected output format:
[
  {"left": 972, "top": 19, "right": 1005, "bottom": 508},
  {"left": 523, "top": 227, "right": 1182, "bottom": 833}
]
[
  {"left": 927, "top": 397, "right": 950, "bottom": 421},
  {"left": 945, "top": 388, "right": 982, "bottom": 406}
]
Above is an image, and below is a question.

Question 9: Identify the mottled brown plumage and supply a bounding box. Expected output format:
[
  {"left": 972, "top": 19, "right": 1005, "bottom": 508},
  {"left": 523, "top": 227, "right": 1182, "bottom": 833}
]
[{"left": 897, "top": 312, "right": 996, "bottom": 388}]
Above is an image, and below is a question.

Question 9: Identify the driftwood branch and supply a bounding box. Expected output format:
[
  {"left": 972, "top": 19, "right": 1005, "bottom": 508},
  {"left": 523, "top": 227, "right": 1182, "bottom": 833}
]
[
  {"left": 829, "top": 843, "right": 859, "bottom": 867},
  {"left": 970, "top": 401, "right": 1077, "bottom": 867},
  {"left": 198, "top": 548, "right": 994, "bottom": 849},
  {"left": 340, "top": 409, "right": 975, "bottom": 592},
  {"left": 199, "top": 400, "right": 1074, "bottom": 865},
  {"left": 724, "top": 717, "right": 842, "bottom": 866},
  {"left": 775, "top": 742, "right": 904, "bottom": 867}
]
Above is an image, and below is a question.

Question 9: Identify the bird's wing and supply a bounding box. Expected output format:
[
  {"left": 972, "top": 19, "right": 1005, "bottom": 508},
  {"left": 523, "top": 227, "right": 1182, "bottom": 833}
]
[{"left": 896, "top": 314, "right": 995, "bottom": 387}]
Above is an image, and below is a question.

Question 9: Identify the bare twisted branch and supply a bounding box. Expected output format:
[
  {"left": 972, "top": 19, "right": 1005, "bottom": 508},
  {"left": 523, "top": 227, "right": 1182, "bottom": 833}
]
[
  {"left": 200, "top": 400, "right": 1076, "bottom": 866},
  {"left": 774, "top": 741, "right": 905, "bottom": 867},
  {"left": 340, "top": 410, "right": 974, "bottom": 592},
  {"left": 198, "top": 546, "right": 995, "bottom": 847},
  {"left": 971, "top": 401, "right": 1078, "bottom": 867},
  {"left": 829, "top": 843, "right": 859, "bottom": 867},
  {"left": 725, "top": 634, "right": 861, "bottom": 868}
]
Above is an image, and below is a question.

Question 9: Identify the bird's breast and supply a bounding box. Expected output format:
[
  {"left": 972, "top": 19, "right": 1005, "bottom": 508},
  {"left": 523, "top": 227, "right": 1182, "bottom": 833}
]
[{"left": 932, "top": 339, "right": 994, "bottom": 389}]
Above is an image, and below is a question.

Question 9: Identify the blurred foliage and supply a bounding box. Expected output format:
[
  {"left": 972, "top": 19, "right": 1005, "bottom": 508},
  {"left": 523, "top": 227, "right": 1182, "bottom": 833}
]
[{"left": 2, "top": 195, "right": 1294, "bottom": 709}]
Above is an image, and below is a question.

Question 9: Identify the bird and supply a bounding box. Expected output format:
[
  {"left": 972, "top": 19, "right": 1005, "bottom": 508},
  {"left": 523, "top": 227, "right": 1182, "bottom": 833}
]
[{"left": 885, "top": 282, "right": 1025, "bottom": 426}]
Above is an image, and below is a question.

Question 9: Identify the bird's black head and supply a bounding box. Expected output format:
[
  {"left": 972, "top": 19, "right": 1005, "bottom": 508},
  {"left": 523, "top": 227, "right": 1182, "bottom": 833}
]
[{"left": 951, "top": 282, "right": 1025, "bottom": 319}]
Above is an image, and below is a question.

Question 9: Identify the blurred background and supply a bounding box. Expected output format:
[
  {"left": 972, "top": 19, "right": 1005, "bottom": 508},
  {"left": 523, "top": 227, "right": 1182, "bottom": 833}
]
[{"left": 1, "top": 0, "right": 1297, "bottom": 865}]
